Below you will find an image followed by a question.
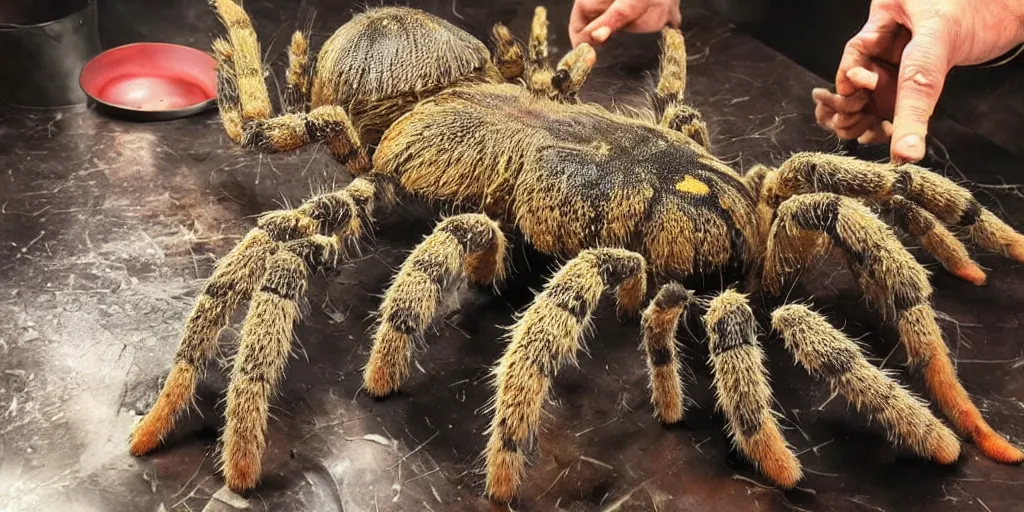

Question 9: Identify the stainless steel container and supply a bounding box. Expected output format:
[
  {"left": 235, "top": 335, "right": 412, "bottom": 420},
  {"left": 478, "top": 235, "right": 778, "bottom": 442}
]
[{"left": 0, "top": 0, "right": 102, "bottom": 107}]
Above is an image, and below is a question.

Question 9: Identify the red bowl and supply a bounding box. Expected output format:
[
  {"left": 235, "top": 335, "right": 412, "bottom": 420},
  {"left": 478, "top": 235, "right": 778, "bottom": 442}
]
[{"left": 79, "top": 42, "right": 217, "bottom": 121}]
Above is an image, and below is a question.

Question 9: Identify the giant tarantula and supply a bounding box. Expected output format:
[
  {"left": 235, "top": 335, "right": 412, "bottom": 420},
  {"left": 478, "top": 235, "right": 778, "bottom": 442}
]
[{"left": 129, "top": 1, "right": 1024, "bottom": 503}]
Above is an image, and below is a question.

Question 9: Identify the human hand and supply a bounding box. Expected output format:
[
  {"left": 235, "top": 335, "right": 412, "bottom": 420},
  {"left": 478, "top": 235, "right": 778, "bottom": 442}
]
[
  {"left": 569, "top": 0, "right": 682, "bottom": 48},
  {"left": 813, "top": 0, "right": 1024, "bottom": 163}
]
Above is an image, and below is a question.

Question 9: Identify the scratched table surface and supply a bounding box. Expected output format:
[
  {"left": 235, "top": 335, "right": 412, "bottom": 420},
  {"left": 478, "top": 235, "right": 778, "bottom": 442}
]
[{"left": 2, "top": 1, "right": 1024, "bottom": 511}]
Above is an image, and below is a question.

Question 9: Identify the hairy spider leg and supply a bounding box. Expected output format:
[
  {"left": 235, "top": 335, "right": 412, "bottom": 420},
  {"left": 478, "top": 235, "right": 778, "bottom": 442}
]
[
  {"left": 129, "top": 229, "right": 276, "bottom": 457},
  {"left": 762, "top": 193, "right": 1024, "bottom": 465},
  {"left": 549, "top": 44, "right": 596, "bottom": 103},
  {"left": 704, "top": 290, "right": 802, "bottom": 489},
  {"left": 641, "top": 283, "right": 691, "bottom": 423},
  {"left": 212, "top": 38, "right": 243, "bottom": 144},
  {"left": 655, "top": 29, "right": 686, "bottom": 102},
  {"left": 484, "top": 249, "right": 647, "bottom": 503},
  {"left": 214, "top": 30, "right": 316, "bottom": 139},
  {"left": 767, "top": 152, "right": 1024, "bottom": 285},
  {"left": 221, "top": 235, "right": 333, "bottom": 491},
  {"left": 210, "top": 0, "right": 370, "bottom": 172},
  {"left": 743, "top": 164, "right": 772, "bottom": 198},
  {"left": 129, "top": 175, "right": 395, "bottom": 490},
  {"left": 491, "top": 23, "right": 526, "bottom": 82},
  {"left": 283, "top": 30, "right": 313, "bottom": 114},
  {"left": 772, "top": 304, "right": 961, "bottom": 463},
  {"left": 882, "top": 196, "right": 985, "bottom": 285},
  {"left": 526, "top": 6, "right": 552, "bottom": 90},
  {"left": 653, "top": 28, "right": 710, "bottom": 149},
  {"left": 506, "top": 6, "right": 595, "bottom": 102},
  {"left": 363, "top": 214, "right": 507, "bottom": 397}
]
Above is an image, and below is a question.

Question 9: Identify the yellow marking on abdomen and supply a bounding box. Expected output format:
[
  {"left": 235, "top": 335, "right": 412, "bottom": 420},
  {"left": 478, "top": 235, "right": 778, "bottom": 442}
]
[{"left": 676, "top": 175, "right": 710, "bottom": 196}]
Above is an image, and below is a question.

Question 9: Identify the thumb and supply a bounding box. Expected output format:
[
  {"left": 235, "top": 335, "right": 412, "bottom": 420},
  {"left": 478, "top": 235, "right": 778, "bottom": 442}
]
[
  {"left": 582, "top": 0, "right": 643, "bottom": 43},
  {"left": 890, "top": 24, "right": 950, "bottom": 163}
]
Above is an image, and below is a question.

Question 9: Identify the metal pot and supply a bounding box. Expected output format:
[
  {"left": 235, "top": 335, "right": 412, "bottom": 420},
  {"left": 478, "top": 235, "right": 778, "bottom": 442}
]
[{"left": 0, "top": 0, "right": 102, "bottom": 107}]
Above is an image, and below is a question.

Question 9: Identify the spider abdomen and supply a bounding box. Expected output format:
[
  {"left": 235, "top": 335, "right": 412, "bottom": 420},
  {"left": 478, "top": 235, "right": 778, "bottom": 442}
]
[{"left": 515, "top": 139, "right": 761, "bottom": 281}]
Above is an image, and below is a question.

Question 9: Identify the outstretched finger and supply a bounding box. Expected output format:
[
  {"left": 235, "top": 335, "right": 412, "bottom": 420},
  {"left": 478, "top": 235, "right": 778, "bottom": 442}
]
[
  {"left": 581, "top": 0, "right": 645, "bottom": 44},
  {"left": 569, "top": 2, "right": 593, "bottom": 47},
  {"left": 891, "top": 25, "right": 950, "bottom": 163}
]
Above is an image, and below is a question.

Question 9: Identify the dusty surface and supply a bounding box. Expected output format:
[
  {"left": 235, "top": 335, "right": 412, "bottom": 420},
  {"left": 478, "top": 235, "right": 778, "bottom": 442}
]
[{"left": 1, "top": 1, "right": 1023, "bottom": 511}]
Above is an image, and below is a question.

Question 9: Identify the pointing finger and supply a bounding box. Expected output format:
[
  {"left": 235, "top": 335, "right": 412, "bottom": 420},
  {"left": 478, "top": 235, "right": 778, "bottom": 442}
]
[{"left": 890, "top": 24, "right": 950, "bottom": 163}]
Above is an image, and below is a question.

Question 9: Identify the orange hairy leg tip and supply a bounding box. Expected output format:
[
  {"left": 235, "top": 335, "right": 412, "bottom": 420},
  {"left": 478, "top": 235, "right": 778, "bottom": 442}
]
[
  {"left": 951, "top": 263, "right": 988, "bottom": 286},
  {"left": 484, "top": 440, "right": 521, "bottom": 503},
  {"left": 129, "top": 363, "right": 195, "bottom": 456},
  {"left": 224, "top": 450, "right": 262, "bottom": 493},
  {"left": 962, "top": 404, "right": 1024, "bottom": 464},
  {"left": 749, "top": 425, "right": 803, "bottom": 489},
  {"left": 363, "top": 361, "right": 401, "bottom": 398},
  {"left": 362, "top": 328, "right": 408, "bottom": 397},
  {"left": 925, "top": 350, "right": 1024, "bottom": 464},
  {"left": 975, "top": 429, "right": 1024, "bottom": 465},
  {"left": 485, "top": 466, "right": 517, "bottom": 502},
  {"left": 129, "top": 417, "right": 166, "bottom": 456}
]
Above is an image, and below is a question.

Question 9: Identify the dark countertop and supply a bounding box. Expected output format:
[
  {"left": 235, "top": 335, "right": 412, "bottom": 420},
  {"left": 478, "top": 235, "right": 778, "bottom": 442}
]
[{"left": 1, "top": 1, "right": 1023, "bottom": 511}]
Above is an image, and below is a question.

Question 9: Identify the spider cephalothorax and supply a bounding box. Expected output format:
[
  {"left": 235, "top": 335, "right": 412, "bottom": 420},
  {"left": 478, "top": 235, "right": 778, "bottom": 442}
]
[{"left": 129, "top": 1, "right": 1024, "bottom": 504}]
